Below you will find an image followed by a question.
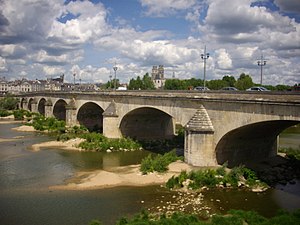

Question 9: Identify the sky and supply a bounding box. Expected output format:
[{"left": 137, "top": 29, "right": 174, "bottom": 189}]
[{"left": 0, "top": 0, "right": 299, "bottom": 85}]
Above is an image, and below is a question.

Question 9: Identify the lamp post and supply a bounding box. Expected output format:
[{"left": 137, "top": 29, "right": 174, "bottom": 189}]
[
  {"left": 113, "top": 63, "right": 118, "bottom": 91},
  {"left": 257, "top": 54, "right": 266, "bottom": 85},
  {"left": 73, "top": 73, "right": 76, "bottom": 91},
  {"left": 201, "top": 45, "right": 209, "bottom": 91},
  {"left": 109, "top": 71, "right": 112, "bottom": 89}
]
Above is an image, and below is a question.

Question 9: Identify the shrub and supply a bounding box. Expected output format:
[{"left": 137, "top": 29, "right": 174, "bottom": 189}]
[
  {"left": 77, "top": 132, "right": 141, "bottom": 152},
  {"left": 140, "top": 150, "right": 182, "bottom": 174},
  {"left": 0, "top": 96, "right": 19, "bottom": 110},
  {"left": 167, "top": 165, "right": 266, "bottom": 191},
  {"left": 0, "top": 109, "right": 12, "bottom": 117}
]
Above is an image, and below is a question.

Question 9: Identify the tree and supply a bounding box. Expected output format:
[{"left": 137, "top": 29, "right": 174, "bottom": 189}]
[
  {"left": 128, "top": 73, "right": 155, "bottom": 90},
  {"left": 222, "top": 75, "right": 236, "bottom": 87},
  {"left": 235, "top": 73, "right": 254, "bottom": 90},
  {"left": 104, "top": 79, "right": 119, "bottom": 90},
  {"left": 142, "top": 73, "right": 155, "bottom": 90},
  {"left": 207, "top": 79, "right": 227, "bottom": 90},
  {"left": 164, "top": 79, "right": 187, "bottom": 90}
]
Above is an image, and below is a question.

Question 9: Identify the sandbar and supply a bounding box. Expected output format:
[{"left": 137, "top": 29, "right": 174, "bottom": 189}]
[{"left": 51, "top": 161, "right": 194, "bottom": 190}]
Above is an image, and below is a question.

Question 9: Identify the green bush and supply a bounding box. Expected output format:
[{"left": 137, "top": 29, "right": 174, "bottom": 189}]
[
  {"left": 99, "top": 209, "right": 300, "bottom": 225},
  {"left": 166, "top": 166, "right": 266, "bottom": 191},
  {"left": 29, "top": 114, "right": 66, "bottom": 133},
  {"left": 140, "top": 150, "right": 182, "bottom": 174},
  {"left": 13, "top": 109, "right": 33, "bottom": 120},
  {"left": 77, "top": 132, "right": 141, "bottom": 152},
  {"left": 0, "top": 109, "right": 12, "bottom": 117},
  {"left": 0, "top": 96, "right": 19, "bottom": 110}
]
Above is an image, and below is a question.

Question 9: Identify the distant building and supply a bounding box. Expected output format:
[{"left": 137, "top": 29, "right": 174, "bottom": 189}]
[
  {"left": 151, "top": 65, "right": 165, "bottom": 89},
  {"left": 0, "top": 73, "right": 99, "bottom": 94}
]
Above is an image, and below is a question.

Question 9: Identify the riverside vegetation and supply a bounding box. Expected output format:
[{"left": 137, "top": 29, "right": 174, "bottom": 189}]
[
  {"left": 88, "top": 209, "right": 300, "bottom": 225},
  {"left": 166, "top": 164, "right": 268, "bottom": 192}
]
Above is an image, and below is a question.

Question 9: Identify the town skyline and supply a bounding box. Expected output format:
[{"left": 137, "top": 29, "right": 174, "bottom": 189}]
[{"left": 0, "top": 0, "right": 299, "bottom": 85}]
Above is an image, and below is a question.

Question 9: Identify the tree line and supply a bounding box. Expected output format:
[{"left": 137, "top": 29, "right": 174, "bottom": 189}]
[{"left": 102, "top": 73, "right": 294, "bottom": 91}]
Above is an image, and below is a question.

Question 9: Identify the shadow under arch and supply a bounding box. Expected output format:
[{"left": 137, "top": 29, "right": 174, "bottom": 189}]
[
  {"left": 77, "top": 102, "right": 104, "bottom": 132},
  {"left": 216, "top": 120, "right": 299, "bottom": 167},
  {"left": 38, "top": 98, "right": 46, "bottom": 116},
  {"left": 20, "top": 98, "right": 27, "bottom": 109},
  {"left": 27, "top": 98, "right": 34, "bottom": 111},
  {"left": 120, "top": 107, "right": 175, "bottom": 140},
  {"left": 53, "top": 99, "right": 67, "bottom": 121}
]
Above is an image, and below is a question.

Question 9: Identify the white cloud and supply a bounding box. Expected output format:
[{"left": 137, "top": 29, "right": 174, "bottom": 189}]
[
  {"left": 215, "top": 49, "right": 232, "bottom": 69},
  {"left": 140, "top": 0, "right": 197, "bottom": 17},
  {"left": 42, "top": 66, "right": 65, "bottom": 76},
  {"left": 0, "top": 57, "right": 8, "bottom": 72}
]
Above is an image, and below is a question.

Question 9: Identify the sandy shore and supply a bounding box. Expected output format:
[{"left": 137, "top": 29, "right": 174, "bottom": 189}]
[
  {"left": 12, "top": 125, "right": 36, "bottom": 132},
  {"left": 51, "top": 160, "right": 194, "bottom": 190},
  {"left": 30, "top": 138, "right": 85, "bottom": 151}
]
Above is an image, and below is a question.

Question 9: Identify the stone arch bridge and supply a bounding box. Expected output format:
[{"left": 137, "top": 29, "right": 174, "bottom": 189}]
[{"left": 18, "top": 91, "right": 300, "bottom": 167}]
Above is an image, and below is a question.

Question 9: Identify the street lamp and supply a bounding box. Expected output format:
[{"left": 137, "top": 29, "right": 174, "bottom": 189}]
[
  {"left": 113, "top": 63, "right": 118, "bottom": 91},
  {"left": 201, "top": 45, "right": 209, "bottom": 91},
  {"left": 257, "top": 54, "right": 266, "bottom": 85},
  {"left": 109, "top": 72, "right": 112, "bottom": 89},
  {"left": 73, "top": 73, "right": 76, "bottom": 91},
  {"left": 73, "top": 73, "right": 76, "bottom": 85}
]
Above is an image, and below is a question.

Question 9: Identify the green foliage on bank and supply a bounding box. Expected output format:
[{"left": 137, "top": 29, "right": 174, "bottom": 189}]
[
  {"left": 279, "top": 147, "right": 300, "bottom": 160},
  {"left": 89, "top": 209, "right": 300, "bottom": 225},
  {"left": 0, "top": 108, "right": 33, "bottom": 120},
  {"left": 140, "top": 150, "right": 183, "bottom": 174},
  {"left": 166, "top": 165, "right": 267, "bottom": 190},
  {"left": 28, "top": 114, "right": 66, "bottom": 133},
  {"left": 0, "top": 109, "right": 12, "bottom": 117},
  {"left": 0, "top": 96, "right": 19, "bottom": 110},
  {"left": 77, "top": 132, "right": 142, "bottom": 152}
]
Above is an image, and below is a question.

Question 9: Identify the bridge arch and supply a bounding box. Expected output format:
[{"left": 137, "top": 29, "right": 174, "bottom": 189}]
[
  {"left": 120, "top": 107, "right": 175, "bottom": 140},
  {"left": 53, "top": 99, "right": 67, "bottom": 121},
  {"left": 38, "top": 98, "right": 46, "bottom": 116},
  {"left": 77, "top": 102, "right": 104, "bottom": 132},
  {"left": 215, "top": 120, "right": 299, "bottom": 167},
  {"left": 27, "top": 98, "right": 35, "bottom": 111},
  {"left": 20, "top": 98, "right": 27, "bottom": 109}
]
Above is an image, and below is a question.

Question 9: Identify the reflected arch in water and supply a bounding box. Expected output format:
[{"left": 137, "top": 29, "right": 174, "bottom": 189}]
[
  {"left": 77, "top": 102, "right": 104, "bottom": 132},
  {"left": 53, "top": 99, "right": 67, "bottom": 121},
  {"left": 216, "top": 120, "right": 300, "bottom": 167},
  {"left": 120, "top": 107, "right": 175, "bottom": 140}
]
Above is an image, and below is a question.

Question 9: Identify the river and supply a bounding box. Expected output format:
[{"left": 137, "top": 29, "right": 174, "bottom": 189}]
[{"left": 0, "top": 122, "right": 299, "bottom": 225}]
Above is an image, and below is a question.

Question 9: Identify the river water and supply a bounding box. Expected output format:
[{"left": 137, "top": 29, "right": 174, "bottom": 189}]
[{"left": 0, "top": 122, "right": 299, "bottom": 225}]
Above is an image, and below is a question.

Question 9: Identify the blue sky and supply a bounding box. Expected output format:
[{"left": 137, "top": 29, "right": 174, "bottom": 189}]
[{"left": 0, "top": 0, "right": 299, "bottom": 85}]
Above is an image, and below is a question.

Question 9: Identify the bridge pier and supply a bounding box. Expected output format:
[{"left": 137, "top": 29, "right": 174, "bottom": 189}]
[
  {"left": 30, "top": 99, "right": 38, "bottom": 113},
  {"left": 44, "top": 99, "right": 53, "bottom": 118},
  {"left": 184, "top": 106, "right": 217, "bottom": 166},
  {"left": 102, "top": 101, "right": 122, "bottom": 138},
  {"left": 66, "top": 99, "right": 78, "bottom": 127},
  {"left": 21, "top": 99, "right": 28, "bottom": 110}
]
